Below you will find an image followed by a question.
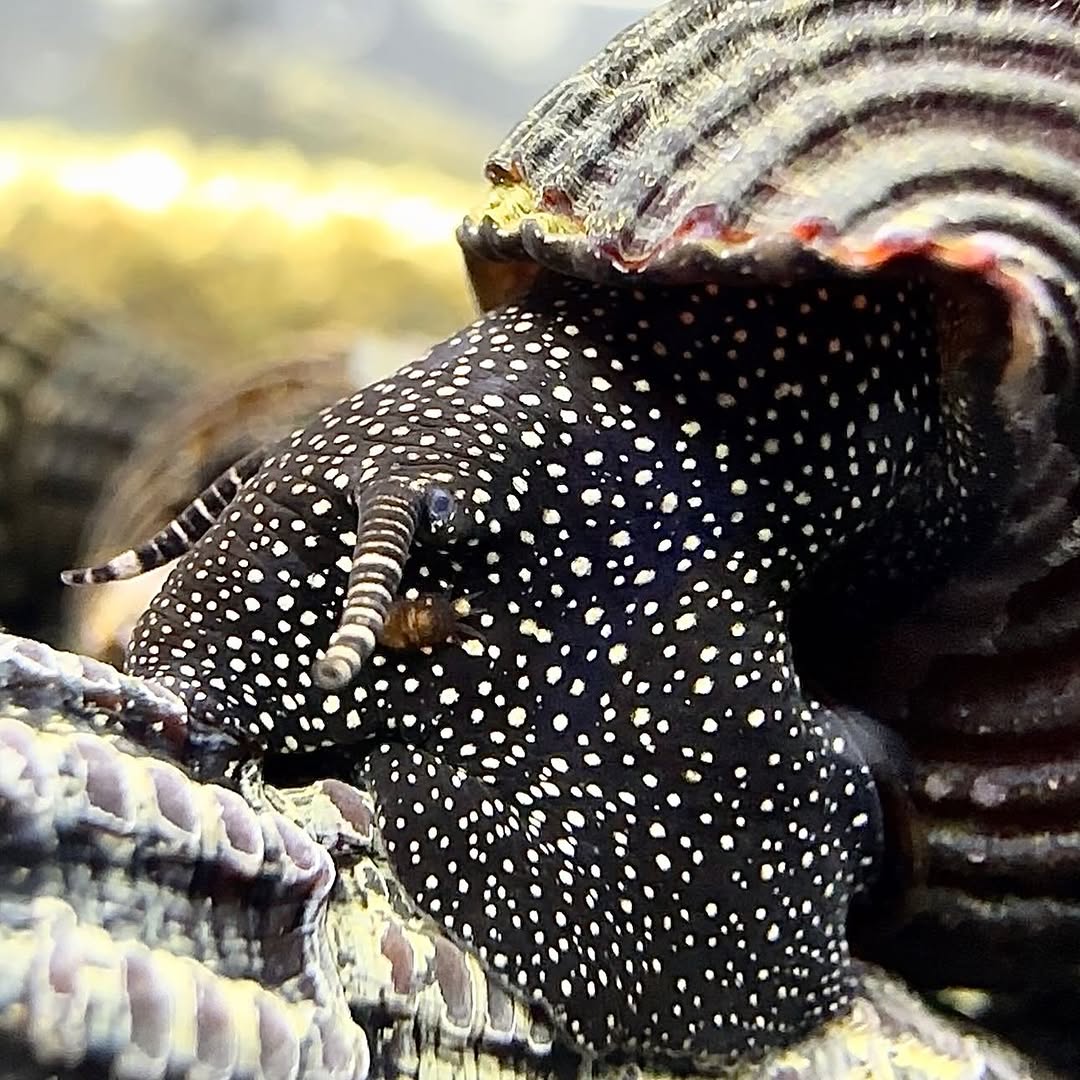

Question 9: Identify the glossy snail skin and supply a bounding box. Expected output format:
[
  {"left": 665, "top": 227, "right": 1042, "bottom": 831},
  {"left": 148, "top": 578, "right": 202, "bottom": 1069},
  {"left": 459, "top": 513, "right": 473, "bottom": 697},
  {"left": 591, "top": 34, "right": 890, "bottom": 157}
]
[
  {"left": 460, "top": 0, "right": 1080, "bottom": 1018},
  {"left": 63, "top": 0, "right": 1080, "bottom": 1067},
  {"left": 64, "top": 267, "right": 1006, "bottom": 1060}
]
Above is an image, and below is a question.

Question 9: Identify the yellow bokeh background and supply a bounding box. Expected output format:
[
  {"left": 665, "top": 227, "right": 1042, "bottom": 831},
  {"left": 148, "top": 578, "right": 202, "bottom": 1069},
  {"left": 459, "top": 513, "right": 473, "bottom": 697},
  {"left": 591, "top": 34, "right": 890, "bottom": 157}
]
[{"left": 0, "top": 123, "right": 480, "bottom": 364}]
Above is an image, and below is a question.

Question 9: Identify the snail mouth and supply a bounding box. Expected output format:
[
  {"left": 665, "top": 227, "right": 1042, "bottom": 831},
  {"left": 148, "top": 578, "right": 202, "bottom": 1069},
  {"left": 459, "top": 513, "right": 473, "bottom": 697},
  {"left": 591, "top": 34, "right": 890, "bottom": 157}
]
[{"left": 792, "top": 263, "right": 1080, "bottom": 996}]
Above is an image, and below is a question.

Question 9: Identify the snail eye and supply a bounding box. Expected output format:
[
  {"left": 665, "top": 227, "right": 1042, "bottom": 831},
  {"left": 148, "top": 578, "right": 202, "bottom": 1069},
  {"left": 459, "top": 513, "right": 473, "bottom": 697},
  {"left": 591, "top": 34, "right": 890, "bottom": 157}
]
[{"left": 424, "top": 487, "right": 458, "bottom": 531}]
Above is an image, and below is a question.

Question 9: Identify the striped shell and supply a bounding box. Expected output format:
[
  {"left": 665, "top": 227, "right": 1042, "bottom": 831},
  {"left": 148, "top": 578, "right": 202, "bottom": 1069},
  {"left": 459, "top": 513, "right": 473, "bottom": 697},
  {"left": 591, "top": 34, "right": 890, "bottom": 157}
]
[
  {"left": 459, "top": 0, "right": 1080, "bottom": 1030},
  {"left": 462, "top": 0, "right": 1079, "bottom": 343}
]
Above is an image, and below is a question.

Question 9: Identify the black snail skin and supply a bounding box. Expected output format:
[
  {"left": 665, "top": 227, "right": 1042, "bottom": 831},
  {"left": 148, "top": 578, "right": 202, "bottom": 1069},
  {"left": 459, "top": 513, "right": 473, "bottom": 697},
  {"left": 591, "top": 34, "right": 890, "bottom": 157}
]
[{"left": 64, "top": 272, "right": 1006, "bottom": 1055}]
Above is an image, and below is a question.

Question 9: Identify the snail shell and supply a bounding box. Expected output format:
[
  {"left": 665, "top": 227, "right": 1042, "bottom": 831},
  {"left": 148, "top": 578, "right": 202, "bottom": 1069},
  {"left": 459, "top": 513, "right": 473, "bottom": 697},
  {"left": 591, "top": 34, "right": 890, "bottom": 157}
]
[{"left": 0, "top": 265, "right": 191, "bottom": 639}]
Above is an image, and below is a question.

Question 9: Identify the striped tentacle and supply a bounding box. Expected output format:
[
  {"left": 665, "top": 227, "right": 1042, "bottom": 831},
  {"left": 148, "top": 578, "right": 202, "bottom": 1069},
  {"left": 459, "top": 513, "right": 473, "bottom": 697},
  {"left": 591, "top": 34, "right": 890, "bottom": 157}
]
[
  {"left": 61, "top": 447, "right": 265, "bottom": 585},
  {"left": 312, "top": 477, "right": 456, "bottom": 690}
]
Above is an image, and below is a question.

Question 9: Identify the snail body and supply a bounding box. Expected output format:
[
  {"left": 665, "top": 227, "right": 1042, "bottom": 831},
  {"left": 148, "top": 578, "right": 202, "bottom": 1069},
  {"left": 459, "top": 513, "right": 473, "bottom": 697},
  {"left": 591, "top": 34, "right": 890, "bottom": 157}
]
[
  {"left": 377, "top": 593, "right": 480, "bottom": 652},
  {"left": 65, "top": 271, "right": 1007, "bottom": 1060},
  {"left": 63, "top": 0, "right": 1080, "bottom": 1067}
]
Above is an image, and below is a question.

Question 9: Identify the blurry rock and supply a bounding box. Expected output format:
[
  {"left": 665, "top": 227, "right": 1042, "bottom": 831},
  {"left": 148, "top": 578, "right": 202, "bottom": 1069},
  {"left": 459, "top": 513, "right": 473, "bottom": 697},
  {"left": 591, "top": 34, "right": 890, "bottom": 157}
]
[
  {"left": 0, "top": 125, "right": 477, "bottom": 360},
  {"left": 0, "top": 263, "right": 193, "bottom": 641}
]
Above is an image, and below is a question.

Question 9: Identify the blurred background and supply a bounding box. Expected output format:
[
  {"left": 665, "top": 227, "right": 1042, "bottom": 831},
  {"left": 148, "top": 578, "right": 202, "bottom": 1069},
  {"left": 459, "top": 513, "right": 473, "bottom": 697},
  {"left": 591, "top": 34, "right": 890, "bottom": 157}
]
[{"left": 0, "top": 0, "right": 660, "bottom": 359}]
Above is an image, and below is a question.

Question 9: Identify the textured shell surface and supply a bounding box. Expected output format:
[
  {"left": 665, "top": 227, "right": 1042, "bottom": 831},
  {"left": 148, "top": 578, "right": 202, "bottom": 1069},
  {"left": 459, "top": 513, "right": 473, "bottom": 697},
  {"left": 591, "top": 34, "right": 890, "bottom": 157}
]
[
  {"left": 59, "top": 0, "right": 1080, "bottom": 1071},
  {"left": 463, "top": 0, "right": 1080, "bottom": 306},
  {"left": 0, "top": 632, "right": 1051, "bottom": 1080}
]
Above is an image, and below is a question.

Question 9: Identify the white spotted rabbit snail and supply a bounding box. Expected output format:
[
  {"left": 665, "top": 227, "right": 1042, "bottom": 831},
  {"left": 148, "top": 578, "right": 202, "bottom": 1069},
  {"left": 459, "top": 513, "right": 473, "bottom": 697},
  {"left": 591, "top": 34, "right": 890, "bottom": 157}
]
[{"left": 64, "top": 0, "right": 1080, "bottom": 1068}]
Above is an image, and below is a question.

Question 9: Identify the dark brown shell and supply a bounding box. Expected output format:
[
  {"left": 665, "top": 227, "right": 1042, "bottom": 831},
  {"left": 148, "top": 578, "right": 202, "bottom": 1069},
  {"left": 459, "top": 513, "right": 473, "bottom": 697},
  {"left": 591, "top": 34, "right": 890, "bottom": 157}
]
[{"left": 0, "top": 265, "right": 192, "bottom": 640}]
